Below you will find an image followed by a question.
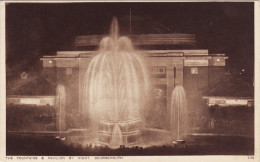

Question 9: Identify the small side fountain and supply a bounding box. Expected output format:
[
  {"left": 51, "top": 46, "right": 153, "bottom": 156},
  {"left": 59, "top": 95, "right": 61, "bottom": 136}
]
[
  {"left": 55, "top": 85, "right": 66, "bottom": 140},
  {"left": 170, "top": 85, "right": 187, "bottom": 143},
  {"left": 84, "top": 17, "right": 149, "bottom": 148}
]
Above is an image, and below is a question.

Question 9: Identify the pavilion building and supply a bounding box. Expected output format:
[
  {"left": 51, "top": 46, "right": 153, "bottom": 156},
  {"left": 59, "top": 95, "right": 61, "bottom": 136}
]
[{"left": 40, "top": 33, "right": 228, "bottom": 130}]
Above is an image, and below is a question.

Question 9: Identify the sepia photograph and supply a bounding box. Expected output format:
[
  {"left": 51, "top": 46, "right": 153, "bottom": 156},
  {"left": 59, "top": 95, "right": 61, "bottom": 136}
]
[{"left": 2, "top": 1, "right": 257, "bottom": 158}]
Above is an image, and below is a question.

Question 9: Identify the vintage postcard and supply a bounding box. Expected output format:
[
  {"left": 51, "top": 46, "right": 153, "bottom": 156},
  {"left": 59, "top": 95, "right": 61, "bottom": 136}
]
[{"left": 0, "top": 1, "right": 259, "bottom": 161}]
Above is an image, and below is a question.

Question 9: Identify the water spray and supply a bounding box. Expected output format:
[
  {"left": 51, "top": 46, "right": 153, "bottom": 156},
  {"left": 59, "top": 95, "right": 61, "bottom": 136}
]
[
  {"left": 171, "top": 85, "right": 187, "bottom": 144},
  {"left": 84, "top": 17, "right": 149, "bottom": 148},
  {"left": 55, "top": 85, "right": 66, "bottom": 141}
]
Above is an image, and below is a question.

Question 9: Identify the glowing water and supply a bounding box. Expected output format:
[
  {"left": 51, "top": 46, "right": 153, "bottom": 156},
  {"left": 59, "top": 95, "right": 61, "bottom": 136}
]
[
  {"left": 56, "top": 85, "right": 66, "bottom": 132},
  {"left": 171, "top": 85, "right": 187, "bottom": 140},
  {"left": 84, "top": 18, "right": 149, "bottom": 147}
]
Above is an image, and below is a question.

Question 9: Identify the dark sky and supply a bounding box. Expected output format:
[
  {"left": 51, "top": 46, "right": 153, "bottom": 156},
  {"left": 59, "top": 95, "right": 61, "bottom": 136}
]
[{"left": 5, "top": 2, "right": 254, "bottom": 82}]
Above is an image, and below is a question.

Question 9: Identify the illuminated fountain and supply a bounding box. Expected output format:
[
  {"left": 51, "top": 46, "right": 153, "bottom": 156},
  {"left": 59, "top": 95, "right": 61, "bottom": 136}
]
[
  {"left": 84, "top": 18, "right": 149, "bottom": 148},
  {"left": 55, "top": 85, "right": 66, "bottom": 140},
  {"left": 171, "top": 85, "right": 187, "bottom": 143}
]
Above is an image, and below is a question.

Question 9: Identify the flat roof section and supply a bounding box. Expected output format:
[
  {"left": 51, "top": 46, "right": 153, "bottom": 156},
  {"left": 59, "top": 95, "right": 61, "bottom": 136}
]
[{"left": 75, "top": 33, "right": 196, "bottom": 47}]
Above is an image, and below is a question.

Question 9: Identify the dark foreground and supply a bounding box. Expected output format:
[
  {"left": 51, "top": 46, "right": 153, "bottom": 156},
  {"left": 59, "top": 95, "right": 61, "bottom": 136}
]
[
  {"left": 6, "top": 133, "right": 254, "bottom": 156},
  {"left": 6, "top": 105, "right": 254, "bottom": 155}
]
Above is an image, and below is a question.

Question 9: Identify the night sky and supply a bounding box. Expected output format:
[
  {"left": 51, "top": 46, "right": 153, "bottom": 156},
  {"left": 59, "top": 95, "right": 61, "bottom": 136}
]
[{"left": 6, "top": 2, "right": 254, "bottom": 83}]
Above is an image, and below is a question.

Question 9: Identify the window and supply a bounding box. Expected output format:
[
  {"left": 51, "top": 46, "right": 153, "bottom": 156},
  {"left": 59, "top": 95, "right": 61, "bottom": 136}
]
[
  {"left": 191, "top": 67, "right": 198, "bottom": 74},
  {"left": 66, "top": 68, "right": 72, "bottom": 75},
  {"left": 150, "top": 66, "right": 166, "bottom": 78},
  {"left": 21, "top": 72, "right": 28, "bottom": 79}
]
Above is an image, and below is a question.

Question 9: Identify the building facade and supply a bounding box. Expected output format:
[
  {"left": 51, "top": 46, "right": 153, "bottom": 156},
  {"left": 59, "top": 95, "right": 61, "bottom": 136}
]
[{"left": 41, "top": 33, "right": 228, "bottom": 131}]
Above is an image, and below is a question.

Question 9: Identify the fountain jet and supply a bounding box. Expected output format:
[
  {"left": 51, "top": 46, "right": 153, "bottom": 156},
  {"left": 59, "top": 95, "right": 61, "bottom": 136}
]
[
  {"left": 84, "top": 17, "right": 149, "bottom": 148},
  {"left": 171, "top": 85, "right": 187, "bottom": 142},
  {"left": 55, "top": 85, "right": 66, "bottom": 140},
  {"left": 110, "top": 17, "right": 119, "bottom": 42}
]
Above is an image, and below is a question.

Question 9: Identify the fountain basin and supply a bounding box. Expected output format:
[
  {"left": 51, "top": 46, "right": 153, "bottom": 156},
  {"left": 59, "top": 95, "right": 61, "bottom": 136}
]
[{"left": 98, "top": 119, "right": 141, "bottom": 146}]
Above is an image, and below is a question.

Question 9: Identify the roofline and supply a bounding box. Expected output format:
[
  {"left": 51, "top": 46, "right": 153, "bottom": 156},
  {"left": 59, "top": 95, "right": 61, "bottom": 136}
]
[
  {"left": 40, "top": 49, "right": 228, "bottom": 59},
  {"left": 7, "top": 95, "right": 55, "bottom": 98},
  {"left": 204, "top": 76, "right": 254, "bottom": 97},
  {"left": 202, "top": 96, "right": 254, "bottom": 100}
]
